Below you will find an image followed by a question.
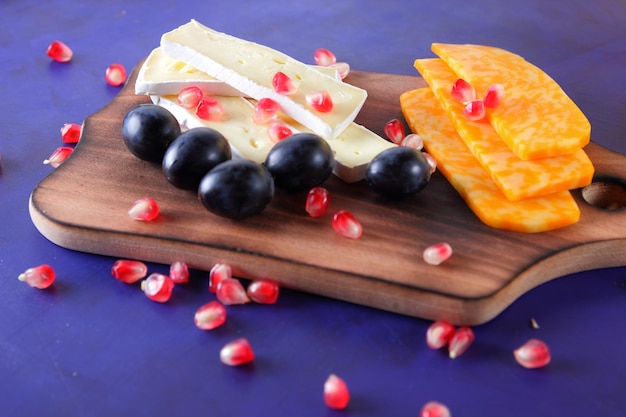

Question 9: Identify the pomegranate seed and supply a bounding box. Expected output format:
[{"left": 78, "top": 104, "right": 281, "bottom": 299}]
[
  {"left": 484, "top": 83, "right": 505, "bottom": 108},
  {"left": 169, "top": 261, "right": 189, "bottom": 284},
  {"left": 448, "top": 326, "right": 475, "bottom": 359},
  {"left": 128, "top": 197, "right": 160, "bottom": 221},
  {"left": 306, "top": 90, "right": 334, "bottom": 113},
  {"left": 209, "top": 263, "right": 232, "bottom": 293},
  {"left": 423, "top": 242, "right": 452, "bottom": 265},
  {"left": 268, "top": 122, "right": 293, "bottom": 143},
  {"left": 104, "top": 63, "right": 127, "bottom": 86},
  {"left": 384, "top": 119, "right": 405, "bottom": 144},
  {"left": 141, "top": 273, "right": 175, "bottom": 302},
  {"left": 247, "top": 278, "right": 280, "bottom": 304},
  {"left": 426, "top": 320, "right": 456, "bottom": 349},
  {"left": 420, "top": 400, "right": 451, "bottom": 417},
  {"left": 272, "top": 71, "right": 298, "bottom": 95},
  {"left": 451, "top": 78, "right": 476, "bottom": 103},
  {"left": 329, "top": 62, "right": 350, "bottom": 79},
  {"left": 514, "top": 338, "right": 551, "bottom": 369},
  {"left": 463, "top": 99, "right": 486, "bottom": 121},
  {"left": 43, "top": 146, "right": 73, "bottom": 168},
  {"left": 530, "top": 317, "right": 540, "bottom": 329},
  {"left": 177, "top": 86, "right": 203, "bottom": 109},
  {"left": 253, "top": 97, "right": 280, "bottom": 124},
  {"left": 324, "top": 374, "right": 350, "bottom": 410},
  {"left": 194, "top": 301, "right": 227, "bottom": 330},
  {"left": 216, "top": 278, "right": 250, "bottom": 305},
  {"left": 400, "top": 133, "right": 423, "bottom": 150},
  {"left": 306, "top": 186, "right": 330, "bottom": 217},
  {"left": 196, "top": 97, "right": 225, "bottom": 120},
  {"left": 313, "top": 48, "right": 337, "bottom": 66},
  {"left": 46, "top": 40, "right": 73, "bottom": 62},
  {"left": 423, "top": 152, "right": 438, "bottom": 174},
  {"left": 18, "top": 264, "right": 55, "bottom": 289},
  {"left": 332, "top": 210, "right": 362, "bottom": 239},
  {"left": 60, "top": 123, "right": 81, "bottom": 144},
  {"left": 111, "top": 259, "right": 148, "bottom": 284},
  {"left": 220, "top": 338, "right": 255, "bottom": 366}
]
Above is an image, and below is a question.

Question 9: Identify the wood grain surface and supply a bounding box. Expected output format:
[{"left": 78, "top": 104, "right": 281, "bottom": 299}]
[{"left": 29, "top": 62, "right": 626, "bottom": 325}]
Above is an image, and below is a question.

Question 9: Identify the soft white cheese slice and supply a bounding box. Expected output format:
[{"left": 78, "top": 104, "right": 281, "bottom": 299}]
[{"left": 159, "top": 19, "right": 368, "bottom": 139}]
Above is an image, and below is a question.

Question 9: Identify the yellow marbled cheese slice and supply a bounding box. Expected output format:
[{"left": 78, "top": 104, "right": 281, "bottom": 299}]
[
  {"left": 431, "top": 43, "right": 591, "bottom": 160},
  {"left": 400, "top": 88, "right": 580, "bottom": 233},
  {"left": 414, "top": 58, "right": 594, "bottom": 201}
]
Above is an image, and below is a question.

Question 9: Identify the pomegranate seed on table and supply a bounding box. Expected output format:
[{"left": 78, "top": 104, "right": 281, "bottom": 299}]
[
  {"left": 111, "top": 259, "right": 148, "bottom": 284},
  {"left": 169, "top": 261, "right": 189, "bottom": 284},
  {"left": 400, "top": 133, "right": 423, "bottom": 150},
  {"left": 423, "top": 152, "right": 438, "bottom": 174},
  {"left": 104, "top": 63, "right": 127, "bottom": 86},
  {"left": 141, "top": 273, "right": 175, "bottom": 302},
  {"left": 209, "top": 263, "right": 232, "bottom": 293},
  {"left": 384, "top": 118, "right": 405, "bottom": 144},
  {"left": 267, "top": 122, "right": 292, "bottom": 143},
  {"left": 426, "top": 320, "right": 456, "bottom": 349},
  {"left": 463, "top": 99, "right": 486, "bottom": 121},
  {"left": 332, "top": 210, "right": 362, "bottom": 239},
  {"left": 272, "top": 71, "right": 298, "bottom": 95},
  {"left": 247, "top": 278, "right": 280, "bottom": 304},
  {"left": 448, "top": 326, "right": 475, "bottom": 359},
  {"left": 177, "top": 86, "right": 204, "bottom": 109},
  {"left": 60, "top": 123, "right": 81, "bottom": 144},
  {"left": 194, "top": 301, "right": 227, "bottom": 330},
  {"left": 18, "top": 264, "right": 55, "bottom": 289},
  {"left": 128, "top": 197, "right": 160, "bottom": 221},
  {"left": 216, "top": 278, "right": 250, "bottom": 305},
  {"left": 451, "top": 78, "right": 476, "bottom": 103},
  {"left": 220, "top": 338, "right": 255, "bottom": 366},
  {"left": 306, "top": 90, "right": 334, "bottom": 113},
  {"left": 253, "top": 97, "right": 280, "bottom": 124},
  {"left": 46, "top": 40, "right": 73, "bottom": 62},
  {"left": 43, "top": 146, "right": 73, "bottom": 168},
  {"left": 484, "top": 83, "right": 505, "bottom": 108},
  {"left": 323, "top": 374, "right": 350, "bottom": 410},
  {"left": 514, "top": 338, "right": 551, "bottom": 369},
  {"left": 329, "top": 62, "right": 350, "bottom": 79},
  {"left": 420, "top": 400, "right": 452, "bottom": 417},
  {"left": 305, "top": 186, "right": 330, "bottom": 217},
  {"left": 423, "top": 242, "right": 453, "bottom": 265},
  {"left": 196, "top": 97, "right": 225, "bottom": 120},
  {"left": 313, "top": 47, "right": 337, "bottom": 66}
]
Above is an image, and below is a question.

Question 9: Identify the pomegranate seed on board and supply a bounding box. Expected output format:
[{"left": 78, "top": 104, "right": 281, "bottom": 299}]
[
  {"left": 484, "top": 83, "right": 505, "bottom": 108},
  {"left": 463, "top": 99, "right": 486, "bottom": 121},
  {"left": 332, "top": 210, "right": 362, "bottom": 239},
  {"left": 209, "top": 263, "right": 232, "bottom": 293},
  {"left": 400, "top": 133, "right": 423, "bottom": 150},
  {"left": 194, "top": 301, "right": 227, "bottom": 330},
  {"left": 384, "top": 119, "right": 406, "bottom": 144},
  {"left": 104, "top": 63, "right": 127, "bottom": 86},
  {"left": 426, "top": 320, "right": 456, "bottom": 349},
  {"left": 169, "top": 261, "right": 189, "bottom": 284},
  {"left": 306, "top": 90, "right": 334, "bottom": 113},
  {"left": 305, "top": 186, "right": 330, "bottom": 217},
  {"left": 451, "top": 78, "right": 476, "bottom": 103},
  {"left": 141, "top": 273, "right": 175, "bottom": 302},
  {"left": 267, "top": 122, "right": 293, "bottom": 143},
  {"left": 43, "top": 146, "right": 73, "bottom": 168},
  {"left": 18, "top": 264, "right": 55, "bottom": 289},
  {"left": 216, "top": 278, "right": 250, "bottom": 305},
  {"left": 128, "top": 197, "right": 160, "bottom": 221},
  {"left": 420, "top": 400, "right": 451, "bottom": 417},
  {"left": 514, "top": 338, "right": 551, "bottom": 369},
  {"left": 423, "top": 242, "right": 452, "bottom": 265},
  {"left": 196, "top": 97, "right": 225, "bottom": 120},
  {"left": 423, "top": 152, "right": 438, "bottom": 174},
  {"left": 253, "top": 98, "right": 280, "bottom": 124},
  {"left": 111, "top": 259, "right": 148, "bottom": 284},
  {"left": 220, "top": 338, "right": 255, "bottom": 366},
  {"left": 324, "top": 374, "right": 350, "bottom": 410},
  {"left": 448, "top": 326, "right": 475, "bottom": 359},
  {"left": 247, "top": 279, "right": 280, "bottom": 304},
  {"left": 272, "top": 71, "right": 298, "bottom": 95},
  {"left": 177, "top": 86, "right": 203, "bottom": 109},
  {"left": 46, "top": 40, "right": 73, "bottom": 62},
  {"left": 329, "top": 62, "right": 350, "bottom": 79},
  {"left": 313, "top": 48, "right": 337, "bottom": 66},
  {"left": 60, "top": 123, "right": 81, "bottom": 144}
]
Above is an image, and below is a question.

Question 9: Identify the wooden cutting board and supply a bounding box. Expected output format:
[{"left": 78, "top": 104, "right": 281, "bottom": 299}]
[{"left": 29, "top": 62, "right": 626, "bottom": 325}]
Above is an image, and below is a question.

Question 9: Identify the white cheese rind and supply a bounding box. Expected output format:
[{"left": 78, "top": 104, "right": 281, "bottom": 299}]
[{"left": 159, "top": 20, "right": 367, "bottom": 139}]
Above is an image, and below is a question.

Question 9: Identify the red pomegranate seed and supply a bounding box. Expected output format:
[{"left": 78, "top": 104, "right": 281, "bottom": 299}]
[
  {"left": 423, "top": 242, "right": 452, "bottom": 266},
  {"left": 451, "top": 78, "right": 476, "bottom": 103},
  {"left": 463, "top": 99, "right": 486, "bottom": 121},
  {"left": 306, "top": 91, "right": 334, "bottom": 113},
  {"left": 426, "top": 320, "right": 456, "bottom": 349},
  {"left": 104, "top": 63, "right": 127, "bottom": 86},
  {"left": 423, "top": 152, "right": 438, "bottom": 174},
  {"left": 332, "top": 210, "right": 362, "bottom": 239},
  {"left": 220, "top": 338, "right": 255, "bottom": 366},
  {"left": 329, "top": 62, "right": 350, "bottom": 79},
  {"left": 46, "top": 40, "right": 73, "bottom": 62},
  {"left": 60, "top": 123, "right": 81, "bottom": 144},
  {"left": 111, "top": 259, "right": 148, "bottom": 284},
  {"left": 448, "top": 326, "right": 475, "bottom": 359},
  {"left": 420, "top": 400, "right": 451, "bottom": 417},
  {"left": 514, "top": 338, "right": 551, "bottom": 369},
  {"left": 384, "top": 119, "right": 405, "bottom": 144},
  {"left": 43, "top": 146, "right": 73, "bottom": 168},
  {"left": 313, "top": 48, "right": 337, "bottom": 66},
  {"left": 324, "top": 374, "right": 350, "bottom": 410},
  {"left": 272, "top": 71, "right": 298, "bottom": 95},
  {"left": 268, "top": 122, "right": 293, "bottom": 143},
  {"left": 194, "top": 301, "right": 227, "bottom": 330},
  {"left": 177, "top": 86, "right": 203, "bottom": 109},
  {"left": 141, "top": 273, "right": 175, "bottom": 302},
  {"left": 18, "top": 264, "right": 55, "bottom": 289},
  {"left": 170, "top": 261, "right": 189, "bottom": 284},
  {"left": 306, "top": 186, "right": 330, "bottom": 217},
  {"left": 253, "top": 97, "right": 280, "bottom": 124},
  {"left": 196, "top": 97, "right": 225, "bottom": 120},
  {"left": 209, "top": 263, "right": 232, "bottom": 293},
  {"left": 216, "top": 278, "right": 250, "bottom": 305},
  {"left": 247, "top": 278, "right": 280, "bottom": 304},
  {"left": 128, "top": 197, "right": 160, "bottom": 221},
  {"left": 484, "top": 83, "right": 505, "bottom": 108},
  {"left": 400, "top": 133, "right": 423, "bottom": 150}
]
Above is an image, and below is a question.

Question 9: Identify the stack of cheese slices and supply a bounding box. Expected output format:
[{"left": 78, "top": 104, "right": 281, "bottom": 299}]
[{"left": 400, "top": 43, "right": 594, "bottom": 233}]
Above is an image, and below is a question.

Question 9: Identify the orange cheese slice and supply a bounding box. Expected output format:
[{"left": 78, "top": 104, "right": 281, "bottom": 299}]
[
  {"left": 400, "top": 87, "right": 580, "bottom": 233},
  {"left": 431, "top": 43, "right": 591, "bottom": 160},
  {"left": 414, "top": 58, "right": 594, "bottom": 201}
]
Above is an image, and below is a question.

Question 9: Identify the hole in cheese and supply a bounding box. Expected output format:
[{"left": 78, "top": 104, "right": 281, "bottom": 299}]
[{"left": 582, "top": 178, "right": 626, "bottom": 210}]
